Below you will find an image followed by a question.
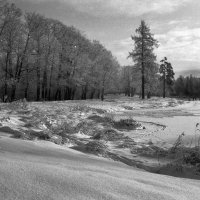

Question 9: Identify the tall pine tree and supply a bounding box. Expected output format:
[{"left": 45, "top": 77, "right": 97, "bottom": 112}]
[
  {"left": 129, "top": 20, "right": 158, "bottom": 99},
  {"left": 159, "top": 57, "right": 175, "bottom": 98}
]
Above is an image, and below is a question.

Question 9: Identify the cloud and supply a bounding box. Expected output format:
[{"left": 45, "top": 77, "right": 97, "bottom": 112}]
[
  {"left": 108, "top": 25, "right": 200, "bottom": 70},
  {"left": 168, "top": 20, "right": 188, "bottom": 25},
  {"left": 155, "top": 27, "right": 200, "bottom": 64},
  {"left": 19, "top": 0, "right": 191, "bottom": 17},
  {"left": 105, "top": 38, "right": 134, "bottom": 66},
  {"left": 106, "top": 0, "right": 190, "bottom": 16}
]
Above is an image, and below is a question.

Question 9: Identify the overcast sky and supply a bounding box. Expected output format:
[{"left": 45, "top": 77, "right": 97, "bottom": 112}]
[{"left": 11, "top": 0, "right": 200, "bottom": 74}]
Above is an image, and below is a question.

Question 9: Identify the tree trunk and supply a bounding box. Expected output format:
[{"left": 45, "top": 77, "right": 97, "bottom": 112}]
[
  {"left": 141, "top": 24, "right": 145, "bottom": 99},
  {"left": 48, "top": 65, "right": 53, "bottom": 101},
  {"left": 24, "top": 65, "right": 29, "bottom": 100},
  {"left": 71, "top": 88, "right": 76, "bottom": 100},
  {"left": 90, "top": 89, "right": 95, "bottom": 99},
  {"left": 64, "top": 87, "right": 72, "bottom": 100},
  {"left": 101, "top": 86, "right": 104, "bottom": 101},
  {"left": 11, "top": 84, "right": 16, "bottom": 101},
  {"left": 163, "top": 75, "right": 166, "bottom": 98},
  {"left": 24, "top": 84, "right": 28, "bottom": 99},
  {"left": 55, "top": 88, "right": 61, "bottom": 100},
  {"left": 16, "top": 34, "right": 30, "bottom": 83},
  {"left": 141, "top": 64, "right": 145, "bottom": 99},
  {"left": 127, "top": 77, "right": 131, "bottom": 97},
  {"left": 81, "top": 85, "right": 88, "bottom": 100},
  {"left": 4, "top": 52, "right": 10, "bottom": 98},
  {"left": 84, "top": 85, "right": 87, "bottom": 99},
  {"left": 130, "top": 87, "right": 135, "bottom": 97},
  {"left": 55, "top": 53, "right": 62, "bottom": 101},
  {"left": 81, "top": 88, "right": 85, "bottom": 100},
  {"left": 36, "top": 65, "right": 40, "bottom": 101},
  {"left": 42, "top": 68, "right": 47, "bottom": 100},
  {"left": 48, "top": 88, "right": 51, "bottom": 101},
  {"left": 147, "top": 91, "right": 151, "bottom": 99},
  {"left": 97, "top": 89, "right": 101, "bottom": 99}
]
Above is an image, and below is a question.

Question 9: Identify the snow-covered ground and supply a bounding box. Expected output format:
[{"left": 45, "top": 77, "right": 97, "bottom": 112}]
[
  {"left": 0, "top": 96, "right": 200, "bottom": 199},
  {"left": 1, "top": 136, "right": 200, "bottom": 200}
]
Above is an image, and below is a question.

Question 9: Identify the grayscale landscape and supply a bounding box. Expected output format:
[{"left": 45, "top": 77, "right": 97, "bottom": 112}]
[{"left": 0, "top": 0, "right": 200, "bottom": 200}]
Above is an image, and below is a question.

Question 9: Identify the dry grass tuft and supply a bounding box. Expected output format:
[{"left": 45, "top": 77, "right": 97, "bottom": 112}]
[{"left": 85, "top": 141, "right": 108, "bottom": 155}]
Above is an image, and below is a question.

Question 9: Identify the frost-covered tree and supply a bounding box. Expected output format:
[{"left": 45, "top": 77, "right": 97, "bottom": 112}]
[{"left": 0, "top": 1, "right": 120, "bottom": 101}]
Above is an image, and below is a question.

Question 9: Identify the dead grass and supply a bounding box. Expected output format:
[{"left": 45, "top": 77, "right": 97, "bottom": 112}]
[
  {"left": 1, "top": 97, "right": 199, "bottom": 180},
  {"left": 153, "top": 131, "right": 200, "bottom": 177},
  {"left": 85, "top": 141, "right": 108, "bottom": 156},
  {"left": 113, "top": 119, "right": 142, "bottom": 130},
  {"left": 93, "top": 129, "right": 123, "bottom": 141}
]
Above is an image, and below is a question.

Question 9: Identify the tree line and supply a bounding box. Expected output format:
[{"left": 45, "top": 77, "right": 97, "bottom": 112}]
[
  {"left": 122, "top": 20, "right": 200, "bottom": 100},
  {"left": 174, "top": 75, "right": 200, "bottom": 100},
  {"left": 0, "top": 1, "right": 120, "bottom": 102},
  {"left": 2, "top": 1, "right": 191, "bottom": 102}
]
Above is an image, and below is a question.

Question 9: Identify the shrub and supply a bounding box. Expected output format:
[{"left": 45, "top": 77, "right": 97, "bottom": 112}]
[{"left": 113, "top": 119, "right": 142, "bottom": 130}]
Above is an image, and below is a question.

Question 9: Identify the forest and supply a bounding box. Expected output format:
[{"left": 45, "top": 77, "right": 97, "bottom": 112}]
[{"left": 0, "top": 1, "right": 198, "bottom": 102}]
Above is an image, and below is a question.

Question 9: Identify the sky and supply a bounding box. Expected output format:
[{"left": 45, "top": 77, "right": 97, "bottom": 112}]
[{"left": 11, "top": 0, "right": 200, "bottom": 75}]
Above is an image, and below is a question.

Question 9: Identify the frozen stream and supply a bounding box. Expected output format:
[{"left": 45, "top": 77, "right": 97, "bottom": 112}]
[
  {"left": 113, "top": 101, "right": 200, "bottom": 147},
  {"left": 134, "top": 115, "right": 200, "bottom": 147}
]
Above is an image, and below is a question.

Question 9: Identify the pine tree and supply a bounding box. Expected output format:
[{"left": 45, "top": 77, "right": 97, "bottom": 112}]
[
  {"left": 129, "top": 20, "right": 158, "bottom": 99},
  {"left": 159, "top": 57, "right": 175, "bottom": 98}
]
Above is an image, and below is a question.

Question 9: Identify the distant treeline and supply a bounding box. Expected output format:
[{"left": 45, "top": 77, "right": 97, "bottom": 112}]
[
  {"left": 121, "top": 66, "right": 200, "bottom": 100},
  {"left": 173, "top": 75, "right": 200, "bottom": 99},
  {"left": 120, "top": 65, "right": 172, "bottom": 98},
  {"left": 0, "top": 1, "right": 120, "bottom": 102}
]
